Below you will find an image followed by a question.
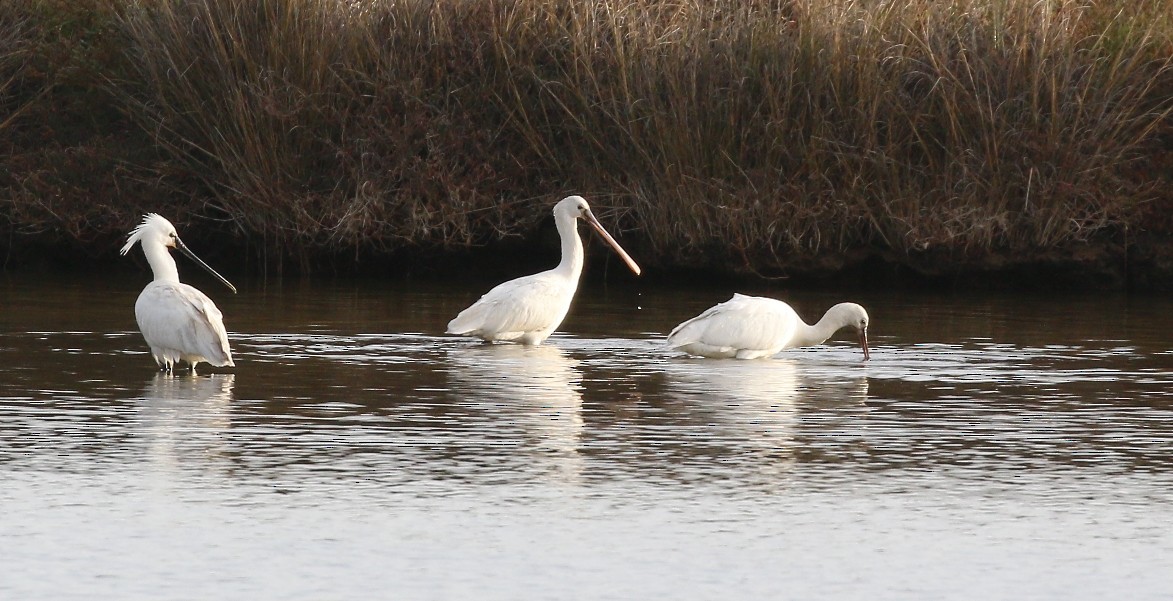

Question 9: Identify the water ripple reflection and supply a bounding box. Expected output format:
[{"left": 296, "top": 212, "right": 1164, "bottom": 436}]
[
  {"left": 447, "top": 344, "right": 585, "bottom": 482},
  {"left": 137, "top": 373, "right": 236, "bottom": 478},
  {"left": 2, "top": 279, "right": 1173, "bottom": 600}
]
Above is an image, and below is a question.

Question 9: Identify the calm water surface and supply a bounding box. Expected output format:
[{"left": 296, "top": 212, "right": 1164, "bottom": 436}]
[{"left": 1, "top": 272, "right": 1171, "bottom": 599}]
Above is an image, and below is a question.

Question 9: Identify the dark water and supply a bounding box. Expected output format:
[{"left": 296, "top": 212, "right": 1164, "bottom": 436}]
[{"left": 2, "top": 272, "right": 1171, "bottom": 599}]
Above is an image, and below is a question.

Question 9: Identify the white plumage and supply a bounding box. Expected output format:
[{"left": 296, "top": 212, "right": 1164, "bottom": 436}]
[
  {"left": 666, "top": 294, "right": 870, "bottom": 360},
  {"left": 120, "top": 214, "right": 237, "bottom": 372},
  {"left": 447, "top": 195, "right": 641, "bottom": 345}
]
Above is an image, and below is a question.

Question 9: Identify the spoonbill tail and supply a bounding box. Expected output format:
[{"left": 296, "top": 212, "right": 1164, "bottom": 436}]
[
  {"left": 666, "top": 294, "right": 869, "bottom": 360},
  {"left": 447, "top": 195, "right": 641, "bottom": 345},
  {"left": 120, "top": 214, "right": 237, "bottom": 372}
]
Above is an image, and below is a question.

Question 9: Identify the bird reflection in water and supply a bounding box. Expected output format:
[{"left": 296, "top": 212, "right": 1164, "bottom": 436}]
[
  {"left": 667, "top": 357, "right": 872, "bottom": 480},
  {"left": 667, "top": 358, "right": 801, "bottom": 455},
  {"left": 447, "top": 344, "right": 585, "bottom": 483},
  {"left": 138, "top": 372, "right": 236, "bottom": 474}
]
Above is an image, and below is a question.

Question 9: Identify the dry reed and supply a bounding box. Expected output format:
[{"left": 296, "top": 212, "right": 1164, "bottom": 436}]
[{"left": 2, "top": 0, "right": 1171, "bottom": 276}]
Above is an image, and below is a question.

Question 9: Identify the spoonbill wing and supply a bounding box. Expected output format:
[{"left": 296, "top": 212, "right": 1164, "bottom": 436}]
[
  {"left": 666, "top": 294, "right": 800, "bottom": 355},
  {"left": 447, "top": 274, "right": 573, "bottom": 340},
  {"left": 135, "top": 283, "right": 233, "bottom": 366}
]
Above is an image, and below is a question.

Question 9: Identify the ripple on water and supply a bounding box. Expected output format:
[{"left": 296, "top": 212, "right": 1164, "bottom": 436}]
[
  {"left": 3, "top": 329, "right": 1171, "bottom": 488},
  {"left": 3, "top": 283, "right": 1173, "bottom": 599}
]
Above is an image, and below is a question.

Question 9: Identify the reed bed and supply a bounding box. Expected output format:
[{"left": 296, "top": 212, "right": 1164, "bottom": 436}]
[{"left": 2, "top": 0, "right": 1171, "bottom": 277}]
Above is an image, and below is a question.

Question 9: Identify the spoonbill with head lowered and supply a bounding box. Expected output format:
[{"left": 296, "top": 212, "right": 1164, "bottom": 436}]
[
  {"left": 120, "top": 214, "right": 237, "bottom": 372},
  {"left": 666, "top": 294, "right": 870, "bottom": 360},
  {"left": 447, "top": 195, "right": 641, "bottom": 345}
]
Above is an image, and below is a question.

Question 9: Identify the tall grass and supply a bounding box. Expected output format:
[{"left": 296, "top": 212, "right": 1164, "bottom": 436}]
[
  {"left": 0, "top": 0, "right": 168, "bottom": 243},
  {"left": 4, "top": 0, "right": 1172, "bottom": 275},
  {"left": 112, "top": 0, "right": 538, "bottom": 263},
  {"left": 0, "top": 5, "right": 32, "bottom": 133},
  {"left": 480, "top": 0, "right": 1173, "bottom": 269}
]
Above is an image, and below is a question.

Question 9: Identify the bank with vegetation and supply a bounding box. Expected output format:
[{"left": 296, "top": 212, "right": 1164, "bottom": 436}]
[{"left": 2, "top": 0, "right": 1171, "bottom": 288}]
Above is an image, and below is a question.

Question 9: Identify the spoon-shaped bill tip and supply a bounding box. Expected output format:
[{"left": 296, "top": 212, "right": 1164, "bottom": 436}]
[
  {"left": 175, "top": 238, "right": 237, "bottom": 294},
  {"left": 583, "top": 212, "right": 641, "bottom": 276},
  {"left": 859, "top": 328, "right": 870, "bottom": 361}
]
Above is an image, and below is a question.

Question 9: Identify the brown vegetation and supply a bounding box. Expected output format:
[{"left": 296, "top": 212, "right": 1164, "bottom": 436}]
[{"left": 2, "top": 0, "right": 1171, "bottom": 285}]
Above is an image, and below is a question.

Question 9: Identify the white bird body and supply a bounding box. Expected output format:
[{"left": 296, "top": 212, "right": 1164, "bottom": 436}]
[
  {"left": 666, "top": 294, "right": 870, "bottom": 360},
  {"left": 121, "top": 214, "right": 236, "bottom": 372},
  {"left": 134, "top": 281, "right": 232, "bottom": 369},
  {"left": 447, "top": 196, "right": 641, "bottom": 345},
  {"left": 447, "top": 271, "right": 577, "bottom": 345}
]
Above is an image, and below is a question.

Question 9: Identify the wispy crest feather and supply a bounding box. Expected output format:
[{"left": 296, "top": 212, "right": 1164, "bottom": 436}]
[{"left": 120, "top": 213, "right": 173, "bottom": 255}]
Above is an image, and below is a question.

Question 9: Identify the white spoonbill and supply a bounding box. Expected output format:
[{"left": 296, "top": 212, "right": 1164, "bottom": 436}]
[
  {"left": 447, "top": 195, "right": 641, "bottom": 345},
  {"left": 120, "top": 213, "right": 237, "bottom": 372},
  {"left": 666, "top": 294, "right": 870, "bottom": 360}
]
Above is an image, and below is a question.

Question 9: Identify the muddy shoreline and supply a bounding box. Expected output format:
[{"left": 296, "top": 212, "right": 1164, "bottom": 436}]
[{"left": 3, "top": 228, "right": 1169, "bottom": 292}]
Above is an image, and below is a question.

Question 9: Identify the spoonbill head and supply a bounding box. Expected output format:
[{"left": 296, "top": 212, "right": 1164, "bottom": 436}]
[
  {"left": 120, "top": 213, "right": 236, "bottom": 372},
  {"left": 666, "top": 294, "right": 869, "bottom": 360},
  {"left": 447, "top": 195, "right": 641, "bottom": 345}
]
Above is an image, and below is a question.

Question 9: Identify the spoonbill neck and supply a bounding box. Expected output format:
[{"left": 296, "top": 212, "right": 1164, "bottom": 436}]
[
  {"left": 142, "top": 240, "right": 181, "bottom": 283},
  {"left": 553, "top": 211, "right": 585, "bottom": 279},
  {"left": 792, "top": 311, "right": 844, "bottom": 348}
]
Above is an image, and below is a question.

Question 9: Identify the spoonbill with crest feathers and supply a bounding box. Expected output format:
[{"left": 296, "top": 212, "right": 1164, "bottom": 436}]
[
  {"left": 447, "top": 195, "right": 641, "bottom": 345},
  {"left": 120, "top": 214, "right": 237, "bottom": 372}
]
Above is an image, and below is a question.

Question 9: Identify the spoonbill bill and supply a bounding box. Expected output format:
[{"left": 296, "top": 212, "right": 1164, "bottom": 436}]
[
  {"left": 666, "top": 294, "right": 869, "bottom": 360},
  {"left": 447, "top": 195, "right": 641, "bottom": 345},
  {"left": 120, "top": 213, "right": 237, "bottom": 372}
]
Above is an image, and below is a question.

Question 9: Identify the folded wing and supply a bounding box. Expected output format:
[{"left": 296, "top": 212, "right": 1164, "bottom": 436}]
[{"left": 135, "top": 283, "right": 234, "bottom": 367}]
